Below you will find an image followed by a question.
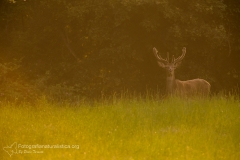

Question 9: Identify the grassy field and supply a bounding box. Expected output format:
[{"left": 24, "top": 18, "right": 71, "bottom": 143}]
[{"left": 1, "top": 95, "right": 240, "bottom": 160}]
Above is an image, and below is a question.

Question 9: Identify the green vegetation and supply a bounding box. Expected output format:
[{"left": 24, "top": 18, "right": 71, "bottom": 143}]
[
  {"left": 1, "top": 1, "right": 239, "bottom": 158},
  {"left": 1, "top": 96, "right": 240, "bottom": 159}
]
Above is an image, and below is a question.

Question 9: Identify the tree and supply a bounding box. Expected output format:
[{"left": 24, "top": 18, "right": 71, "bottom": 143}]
[{"left": 0, "top": 0, "right": 238, "bottom": 100}]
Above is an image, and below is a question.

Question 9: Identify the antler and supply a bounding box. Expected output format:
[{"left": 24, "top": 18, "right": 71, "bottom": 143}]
[
  {"left": 172, "top": 47, "right": 186, "bottom": 64},
  {"left": 153, "top": 47, "right": 169, "bottom": 64}
]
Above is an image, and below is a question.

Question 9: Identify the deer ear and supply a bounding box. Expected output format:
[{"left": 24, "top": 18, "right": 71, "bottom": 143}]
[{"left": 157, "top": 61, "right": 167, "bottom": 68}]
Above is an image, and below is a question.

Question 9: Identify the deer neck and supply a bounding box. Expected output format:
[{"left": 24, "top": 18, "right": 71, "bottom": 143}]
[{"left": 166, "top": 72, "right": 176, "bottom": 94}]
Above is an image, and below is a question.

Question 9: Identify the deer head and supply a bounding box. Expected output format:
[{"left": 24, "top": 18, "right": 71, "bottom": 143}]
[{"left": 153, "top": 47, "right": 186, "bottom": 77}]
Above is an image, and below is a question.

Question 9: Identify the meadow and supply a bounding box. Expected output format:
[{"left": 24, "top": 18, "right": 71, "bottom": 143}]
[{"left": 1, "top": 95, "right": 240, "bottom": 160}]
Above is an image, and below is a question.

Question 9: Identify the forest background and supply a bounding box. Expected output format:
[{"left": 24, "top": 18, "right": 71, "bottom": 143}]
[{"left": 0, "top": 0, "right": 239, "bottom": 102}]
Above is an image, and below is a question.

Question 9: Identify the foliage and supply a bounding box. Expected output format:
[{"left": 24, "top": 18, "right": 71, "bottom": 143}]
[
  {"left": 0, "top": 0, "right": 239, "bottom": 100},
  {"left": 0, "top": 58, "right": 38, "bottom": 102}
]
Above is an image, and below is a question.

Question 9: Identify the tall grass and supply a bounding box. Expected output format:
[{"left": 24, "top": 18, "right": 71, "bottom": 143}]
[{"left": 1, "top": 95, "right": 240, "bottom": 159}]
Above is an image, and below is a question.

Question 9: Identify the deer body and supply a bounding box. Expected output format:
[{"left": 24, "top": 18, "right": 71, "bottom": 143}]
[
  {"left": 153, "top": 47, "right": 210, "bottom": 97},
  {"left": 174, "top": 79, "right": 210, "bottom": 96}
]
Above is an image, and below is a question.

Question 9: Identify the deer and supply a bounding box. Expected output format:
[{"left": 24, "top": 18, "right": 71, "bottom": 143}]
[{"left": 153, "top": 47, "right": 210, "bottom": 97}]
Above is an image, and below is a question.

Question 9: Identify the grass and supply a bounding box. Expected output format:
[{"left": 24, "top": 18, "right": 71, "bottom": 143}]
[{"left": 0, "top": 95, "right": 240, "bottom": 159}]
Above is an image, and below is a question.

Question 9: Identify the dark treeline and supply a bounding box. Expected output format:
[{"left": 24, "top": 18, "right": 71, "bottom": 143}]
[{"left": 0, "top": 0, "right": 239, "bottom": 101}]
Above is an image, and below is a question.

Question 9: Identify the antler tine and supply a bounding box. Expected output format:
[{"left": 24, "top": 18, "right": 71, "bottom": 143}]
[
  {"left": 167, "top": 52, "right": 169, "bottom": 62},
  {"left": 172, "top": 55, "right": 175, "bottom": 63},
  {"left": 153, "top": 47, "right": 169, "bottom": 63},
  {"left": 173, "top": 47, "right": 186, "bottom": 64}
]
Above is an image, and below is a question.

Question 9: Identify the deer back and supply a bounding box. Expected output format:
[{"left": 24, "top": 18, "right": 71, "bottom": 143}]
[{"left": 175, "top": 79, "right": 211, "bottom": 97}]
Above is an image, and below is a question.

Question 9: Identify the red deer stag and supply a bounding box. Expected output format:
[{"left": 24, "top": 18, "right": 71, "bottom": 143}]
[{"left": 153, "top": 47, "right": 210, "bottom": 97}]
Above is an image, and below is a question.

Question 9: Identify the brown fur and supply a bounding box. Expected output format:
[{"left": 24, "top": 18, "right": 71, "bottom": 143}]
[{"left": 175, "top": 79, "right": 211, "bottom": 97}]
